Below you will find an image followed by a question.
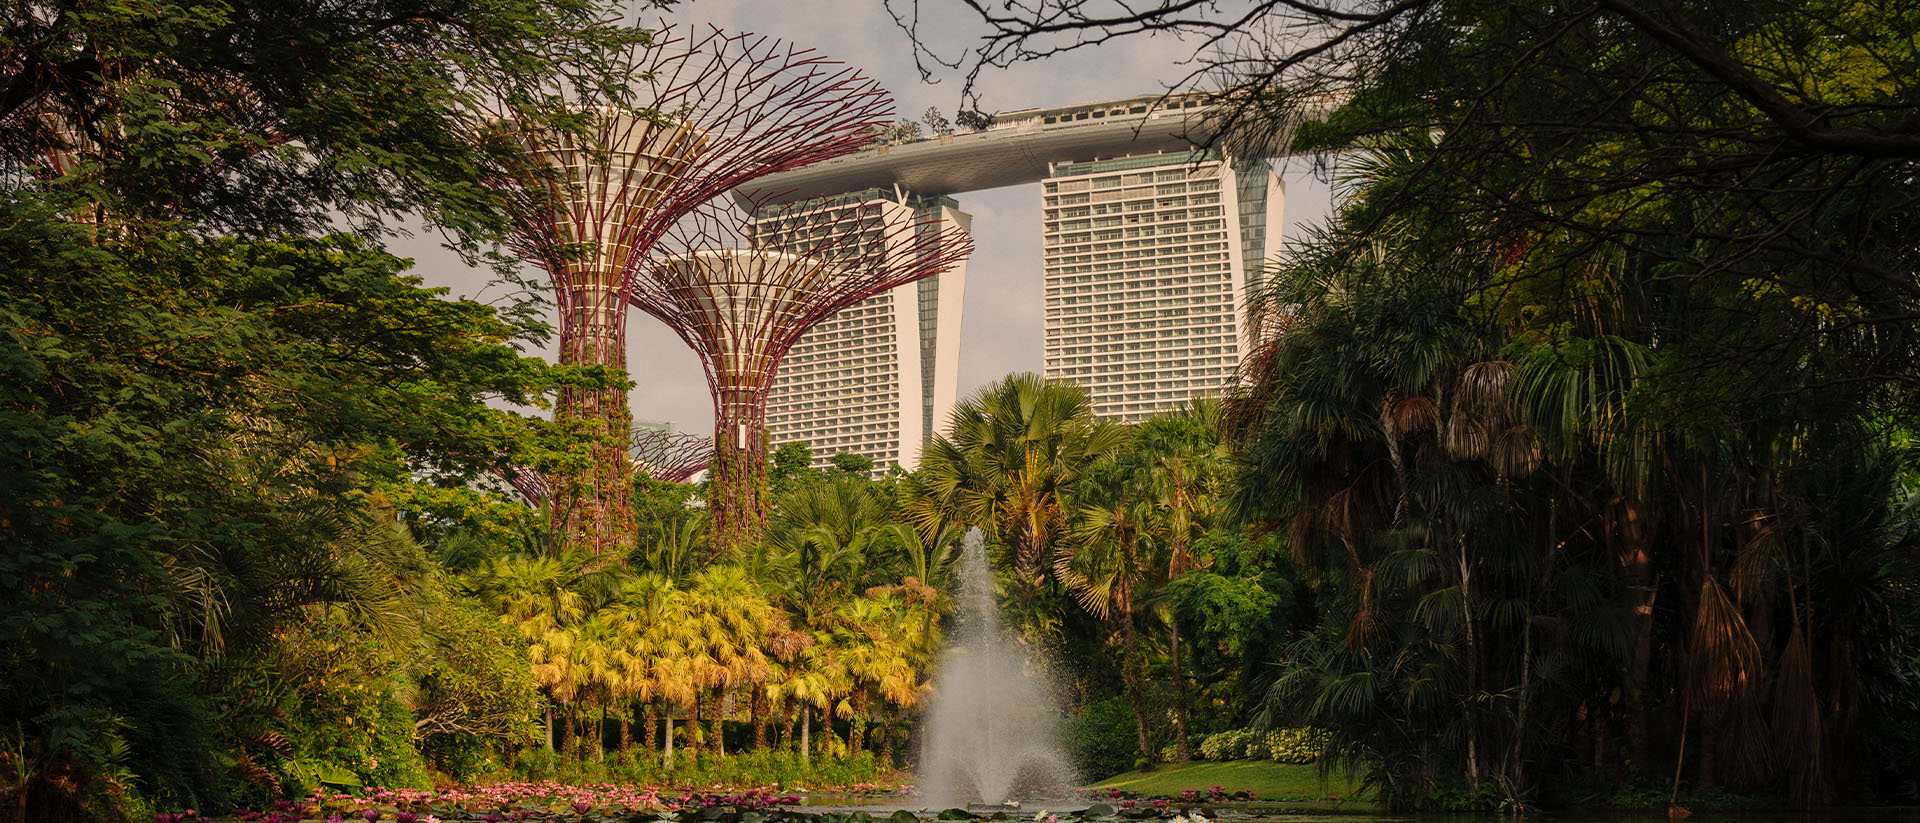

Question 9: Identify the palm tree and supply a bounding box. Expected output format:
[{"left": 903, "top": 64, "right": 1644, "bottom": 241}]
[
  {"left": 762, "top": 476, "right": 888, "bottom": 626},
  {"left": 473, "top": 551, "right": 597, "bottom": 751},
  {"left": 1063, "top": 451, "right": 1161, "bottom": 761},
  {"left": 818, "top": 591, "right": 935, "bottom": 757},
  {"left": 905, "top": 372, "right": 1129, "bottom": 589},
  {"left": 1136, "top": 403, "right": 1230, "bottom": 759},
  {"left": 684, "top": 565, "right": 775, "bottom": 757}
]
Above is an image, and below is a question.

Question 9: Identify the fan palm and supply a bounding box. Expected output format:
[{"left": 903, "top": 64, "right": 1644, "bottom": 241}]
[{"left": 905, "top": 372, "right": 1129, "bottom": 588}]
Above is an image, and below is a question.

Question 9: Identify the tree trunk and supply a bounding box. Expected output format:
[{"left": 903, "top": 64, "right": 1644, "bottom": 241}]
[
  {"left": 619, "top": 705, "right": 632, "bottom": 757},
  {"left": 664, "top": 713, "right": 676, "bottom": 770},
  {"left": 1121, "top": 623, "right": 1155, "bottom": 765},
  {"left": 1696, "top": 715, "right": 1720, "bottom": 791},
  {"left": 880, "top": 716, "right": 896, "bottom": 766},
  {"left": 753, "top": 688, "right": 770, "bottom": 750},
  {"left": 782, "top": 700, "right": 796, "bottom": 752},
  {"left": 545, "top": 704, "right": 556, "bottom": 751},
  {"left": 800, "top": 704, "right": 812, "bottom": 766},
  {"left": 1614, "top": 496, "right": 1657, "bottom": 774},
  {"left": 711, "top": 690, "right": 726, "bottom": 757},
  {"left": 1511, "top": 500, "right": 1557, "bottom": 789},
  {"left": 594, "top": 704, "right": 607, "bottom": 759},
  {"left": 1461, "top": 542, "right": 1480, "bottom": 793},
  {"left": 849, "top": 692, "right": 869, "bottom": 756},
  {"left": 1171, "top": 625, "right": 1191, "bottom": 761},
  {"left": 645, "top": 701, "right": 659, "bottom": 755},
  {"left": 688, "top": 695, "right": 704, "bottom": 759}
]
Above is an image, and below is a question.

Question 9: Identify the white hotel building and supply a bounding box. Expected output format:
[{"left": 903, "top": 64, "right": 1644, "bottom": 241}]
[
  {"left": 757, "top": 190, "right": 969, "bottom": 474},
  {"left": 740, "top": 94, "right": 1306, "bottom": 469},
  {"left": 1042, "top": 151, "right": 1282, "bottom": 421}
]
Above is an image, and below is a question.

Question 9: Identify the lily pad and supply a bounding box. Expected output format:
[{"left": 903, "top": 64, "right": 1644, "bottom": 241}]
[
  {"left": 1083, "top": 805, "right": 1116, "bottom": 818},
  {"left": 936, "top": 809, "right": 974, "bottom": 820}
]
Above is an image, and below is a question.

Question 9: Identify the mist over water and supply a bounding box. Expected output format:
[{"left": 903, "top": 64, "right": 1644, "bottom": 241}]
[{"left": 918, "top": 528, "right": 1078, "bottom": 809}]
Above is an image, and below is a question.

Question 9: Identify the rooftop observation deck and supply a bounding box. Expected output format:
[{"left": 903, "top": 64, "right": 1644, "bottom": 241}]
[{"left": 737, "top": 93, "right": 1227, "bottom": 205}]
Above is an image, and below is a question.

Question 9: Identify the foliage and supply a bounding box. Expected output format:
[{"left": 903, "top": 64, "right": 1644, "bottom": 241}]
[
  {"left": 1, "top": 0, "right": 649, "bottom": 241},
  {"left": 906, "top": 0, "right": 1920, "bottom": 805},
  {"left": 1063, "top": 697, "right": 1140, "bottom": 779},
  {"left": 1194, "top": 728, "right": 1329, "bottom": 765},
  {"left": 830, "top": 452, "right": 877, "bottom": 477},
  {"left": 0, "top": 205, "right": 577, "bottom": 817}
]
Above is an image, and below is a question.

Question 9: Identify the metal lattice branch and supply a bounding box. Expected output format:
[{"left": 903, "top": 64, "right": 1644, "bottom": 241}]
[
  {"left": 492, "top": 465, "right": 552, "bottom": 508},
  {"left": 630, "top": 195, "right": 973, "bottom": 555},
  {"left": 630, "top": 429, "right": 714, "bottom": 483}
]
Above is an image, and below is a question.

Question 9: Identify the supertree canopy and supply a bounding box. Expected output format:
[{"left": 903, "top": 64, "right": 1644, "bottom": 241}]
[
  {"left": 631, "top": 196, "right": 972, "bottom": 556},
  {"left": 630, "top": 429, "right": 714, "bottom": 484},
  {"left": 492, "top": 465, "right": 553, "bottom": 508},
  {"left": 488, "top": 26, "right": 893, "bottom": 557}
]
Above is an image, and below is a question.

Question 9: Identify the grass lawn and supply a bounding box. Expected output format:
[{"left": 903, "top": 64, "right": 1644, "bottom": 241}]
[{"left": 1089, "top": 760, "right": 1372, "bottom": 803}]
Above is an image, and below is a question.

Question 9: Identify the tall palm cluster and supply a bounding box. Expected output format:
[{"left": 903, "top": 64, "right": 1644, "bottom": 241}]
[
  {"left": 902, "top": 374, "right": 1274, "bottom": 769},
  {"left": 470, "top": 473, "right": 948, "bottom": 768},
  {"left": 1227, "top": 139, "right": 1920, "bottom": 808}
]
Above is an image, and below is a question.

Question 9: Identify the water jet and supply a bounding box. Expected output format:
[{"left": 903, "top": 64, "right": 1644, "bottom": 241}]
[{"left": 918, "top": 528, "right": 1079, "bottom": 810}]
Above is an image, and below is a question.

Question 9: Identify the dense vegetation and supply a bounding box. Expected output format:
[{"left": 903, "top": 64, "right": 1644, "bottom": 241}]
[{"left": 5, "top": 0, "right": 1920, "bottom": 820}]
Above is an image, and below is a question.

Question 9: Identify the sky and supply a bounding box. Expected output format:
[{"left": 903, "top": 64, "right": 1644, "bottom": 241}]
[{"left": 389, "top": 0, "right": 1337, "bottom": 435}]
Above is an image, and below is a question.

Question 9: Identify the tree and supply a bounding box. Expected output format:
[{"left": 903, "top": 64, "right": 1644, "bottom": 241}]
[
  {"left": 1062, "top": 451, "right": 1162, "bottom": 762},
  {"left": 2, "top": 0, "right": 646, "bottom": 239},
  {"left": 769, "top": 441, "right": 820, "bottom": 497},
  {"left": 0, "top": 221, "right": 575, "bottom": 816},
  {"left": 830, "top": 452, "right": 877, "bottom": 477},
  {"left": 880, "top": 119, "right": 922, "bottom": 143},
  {"left": 920, "top": 106, "right": 951, "bottom": 134},
  {"left": 953, "top": 109, "right": 994, "bottom": 131},
  {"left": 899, "top": 0, "right": 1920, "bottom": 427},
  {"left": 1, "top": 1, "right": 658, "bottom": 814},
  {"left": 898, "top": 0, "right": 1920, "bottom": 808},
  {"left": 904, "top": 373, "right": 1130, "bottom": 588},
  {"left": 1134, "top": 404, "right": 1230, "bottom": 761}
]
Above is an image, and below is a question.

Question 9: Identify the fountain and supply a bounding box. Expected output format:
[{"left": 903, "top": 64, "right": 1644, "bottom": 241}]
[{"left": 918, "top": 528, "right": 1080, "bottom": 810}]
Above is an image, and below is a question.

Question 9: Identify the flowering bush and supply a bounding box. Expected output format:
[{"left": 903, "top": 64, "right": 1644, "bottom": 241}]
[
  {"left": 1196, "top": 730, "right": 1253, "bottom": 761},
  {"left": 1263, "top": 728, "right": 1330, "bottom": 764},
  {"left": 1180, "top": 728, "right": 1328, "bottom": 764}
]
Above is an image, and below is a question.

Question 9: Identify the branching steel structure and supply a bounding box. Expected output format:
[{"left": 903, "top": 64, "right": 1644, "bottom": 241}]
[
  {"left": 632, "top": 196, "right": 972, "bottom": 556},
  {"left": 488, "top": 27, "right": 893, "bottom": 557},
  {"left": 630, "top": 429, "right": 714, "bottom": 484},
  {"left": 492, "top": 465, "right": 553, "bottom": 508}
]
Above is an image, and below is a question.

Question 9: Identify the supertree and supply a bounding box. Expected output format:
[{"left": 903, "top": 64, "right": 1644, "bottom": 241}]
[
  {"left": 630, "top": 196, "right": 972, "bottom": 556},
  {"left": 486, "top": 27, "right": 893, "bottom": 557},
  {"left": 630, "top": 429, "right": 714, "bottom": 484}
]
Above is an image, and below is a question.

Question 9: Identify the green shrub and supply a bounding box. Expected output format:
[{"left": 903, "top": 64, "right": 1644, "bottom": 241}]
[
  {"left": 1064, "top": 697, "right": 1140, "bottom": 779},
  {"left": 1265, "top": 728, "right": 1330, "bottom": 764},
  {"left": 1198, "top": 729, "right": 1256, "bottom": 761}
]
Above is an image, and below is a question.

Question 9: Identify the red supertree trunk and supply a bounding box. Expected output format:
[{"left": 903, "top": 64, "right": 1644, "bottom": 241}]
[
  {"left": 554, "top": 261, "right": 635, "bottom": 557},
  {"left": 710, "top": 382, "right": 771, "bottom": 555}
]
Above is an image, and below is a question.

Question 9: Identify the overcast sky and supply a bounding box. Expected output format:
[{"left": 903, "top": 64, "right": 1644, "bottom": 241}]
[{"left": 389, "top": 0, "right": 1337, "bottom": 435}]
